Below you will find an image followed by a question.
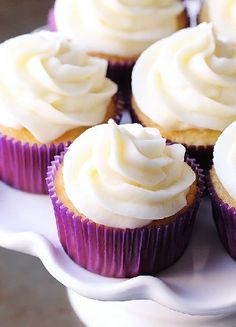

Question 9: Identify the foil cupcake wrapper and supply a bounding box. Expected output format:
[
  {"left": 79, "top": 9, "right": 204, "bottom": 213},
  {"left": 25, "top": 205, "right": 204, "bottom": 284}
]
[
  {"left": 113, "top": 91, "right": 125, "bottom": 124},
  {"left": 0, "top": 96, "right": 123, "bottom": 194},
  {"left": 185, "top": 4, "right": 191, "bottom": 27},
  {"left": 207, "top": 172, "right": 236, "bottom": 260},
  {"left": 130, "top": 101, "right": 213, "bottom": 170},
  {"left": 47, "top": 7, "right": 57, "bottom": 32},
  {"left": 181, "top": 144, "right": 213, "bottom": 171},
  {"left": 47, "top": 155, "right": 204, "bottom": 278},
  {"left": 0, "top": 137, "right": 67, "bottom": 194},
  {"left": 107, "top": 59, "right": 135, "bottom": 94}
]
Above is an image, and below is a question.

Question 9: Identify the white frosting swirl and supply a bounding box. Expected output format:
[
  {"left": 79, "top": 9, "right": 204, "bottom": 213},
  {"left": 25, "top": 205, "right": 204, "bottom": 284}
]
[
  {"left": 54, "top": 0, "right": 185, "bottom": 57},
  {"left": 214, "top": 121, "right": 236, "bottom": 201},
  {"left": 63, "top": 120, "right": 195, "bottom": 229},
  {"left": 0, "top": 32, "right": 117, "bottom": 143},
  {"left": 204, "top": 0, "right": 236, "bottom": 44},
  {"left": 132, "top": 23, "right": 236, "bottom": 132}
]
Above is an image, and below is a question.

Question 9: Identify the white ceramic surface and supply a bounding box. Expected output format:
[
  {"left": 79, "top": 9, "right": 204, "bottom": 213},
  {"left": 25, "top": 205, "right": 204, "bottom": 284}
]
[
  {"left": 68, "top": 290, "right": 236, "bottom": 327},
  {"left": 1, "top": 180, "right": 236, "bottom": 317}
]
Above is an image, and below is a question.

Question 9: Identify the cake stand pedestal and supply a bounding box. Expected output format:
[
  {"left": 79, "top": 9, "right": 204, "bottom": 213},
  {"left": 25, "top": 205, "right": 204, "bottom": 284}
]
[{"left": 68, "top": 290, "right": 236, "bottom": 327}]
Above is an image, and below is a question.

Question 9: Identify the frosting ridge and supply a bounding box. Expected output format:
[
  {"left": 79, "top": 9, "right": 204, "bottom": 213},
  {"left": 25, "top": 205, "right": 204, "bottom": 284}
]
[
  {"left": 54, "top": 0, "right": 185, "bottom": 57},
  {"left": 203, "top": 0, "right": 236, "bottom": 44},
  {"left": 132, "top": 23, "right": 236, "bottom": 132},
  {"left": 213, "top": 121, "right": 236, "bottom": 201},
  {"left": 63, "top": 120, "right": 195, "bottom": 228},
  {"left": 0, "top": 32, "right": 117, "bottom": 143}
]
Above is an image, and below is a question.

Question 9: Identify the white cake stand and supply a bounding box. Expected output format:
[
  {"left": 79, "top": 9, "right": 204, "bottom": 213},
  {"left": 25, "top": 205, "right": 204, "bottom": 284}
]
[
  {"left": 2, "top": 2, "right": 234, "bottom": 325},
  {"left": 1, "top": 179, "right": 236, "bottom": 327}
]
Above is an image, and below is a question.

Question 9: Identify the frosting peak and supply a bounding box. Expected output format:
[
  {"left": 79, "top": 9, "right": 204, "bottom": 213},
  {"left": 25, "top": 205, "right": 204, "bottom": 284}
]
[
  {"left": 213, "top": 121, "right": 236, "bottom": 201},
  {"left": 54, "top": 0, "right": 185, "bottom": 57},
  {"left": 0, "top": 32, "right": 117, "bottom": 143},
  {"left": 63, "top": 120, "right": 195, "bottom": 228},
  {"left": 203, "top": 0, "right": 236, "bottom": 44},
  {"left": 132, "top": 23, "right": 236, "bottom": 132}
]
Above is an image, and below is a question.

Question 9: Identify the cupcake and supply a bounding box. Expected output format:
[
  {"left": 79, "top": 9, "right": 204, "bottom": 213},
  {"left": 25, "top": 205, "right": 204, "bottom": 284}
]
[
  {"left": 47, "top": 119, "right": 203, "bottom": 278},
  {"left": 0, "top": 31, "right": 118, "bottom": 194},
  {"left": 48, "top": 0, "right": 189, "bottom": 92},
  {"left": 199, "top": 0, "right": 236, "bottom": 44},
  {"left": 208, "top": 121, "right": 236, "bottom": 260},
  {"left": 131, "top": 23, "right": 236, "bottom": 169}
]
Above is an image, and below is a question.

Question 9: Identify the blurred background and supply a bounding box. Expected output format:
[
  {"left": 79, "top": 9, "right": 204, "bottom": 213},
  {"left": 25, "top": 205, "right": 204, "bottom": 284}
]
[
  {"left": 0, "top": 0, "right": 51, "bottom": 41},
  {"left": 0, "top": 1, "right": 82, "bottom": 326}
]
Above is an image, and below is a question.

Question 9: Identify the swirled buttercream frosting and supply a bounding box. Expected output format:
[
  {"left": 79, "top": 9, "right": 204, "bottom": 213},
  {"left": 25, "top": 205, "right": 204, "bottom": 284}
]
[
  {"left": 214, "top": 121, "right": 236, "bottom": 201},
  {"left": 203, "top": 0, "right": 236, "bottom": 44},
  {"left": 63, "top": 120, "right": 195, "bottom": 228},
  {"left": 0, "top": 32, "right": 117, "bottom": 143},
  {"left": 54, "top": 0, "right": 185, "bottom": 57},
  {"left": 132, "top": 23, "right": 236, "bottom": 132}
]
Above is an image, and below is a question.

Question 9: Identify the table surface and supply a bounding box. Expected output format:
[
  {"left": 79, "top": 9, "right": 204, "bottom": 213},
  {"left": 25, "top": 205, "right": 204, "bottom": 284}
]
[
  {"left": 0, "top": 1, "right": 83, "bottom": 325},
  {"left": 0, "top": 248, "right": 83, "bottom": 327}
]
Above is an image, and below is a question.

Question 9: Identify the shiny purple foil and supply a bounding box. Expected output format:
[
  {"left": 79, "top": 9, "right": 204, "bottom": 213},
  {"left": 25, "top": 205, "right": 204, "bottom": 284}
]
[
  {"left": 208, "top": 171, "right": 236, "bottom": 260},
  {"left": 48, "top": 7, "right": 57, "bottom": 32},
  {"left": 181, "top": 144, "right": 213, "bottom": 171},
  {"left": 0, "top": 97, "right": 123, "bottom": 194},
  {"left": 130, "top": 101, "right": 213, "bottom": 170},
  {"left": 107, "top": 59, "right": 135, "bottom": 94},
  {"left": 0, "top": 137, "right": 66, "bottom": 194},
  {"left": 47, "top": 156, "right": 204, "bottom": 278}
]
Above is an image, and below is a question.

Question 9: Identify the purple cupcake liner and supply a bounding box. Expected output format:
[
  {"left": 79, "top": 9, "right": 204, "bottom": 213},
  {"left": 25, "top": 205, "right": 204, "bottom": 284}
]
[
  {"left": 113, "top": 91, "right": 126, "bottom": 124},
  {"left": 181, "top": 144, "right": 213, "bottom": 171},
  {"left": 47, "top": 155, "right": 204, "bottom": 278},
  {"left": 0, "top": 136, "right": 67, "bottom": 194},
  {"left": 47, "top": 7, "right": 57, "bottom": 32},
  {"left": 107, "top": 59, "right": 135, "bottom": 95},
  {"left": 182, "top": 1, "right": 191, "bottom": 27},
  {"left": 0, "top": 96, "right": 123, "bottom": 194},
  {"left": 130, "top": 101, "right": 213, "bottom": 170},
  {"left": 207, "top": 171, "right": 236, "bottom": 260}
]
